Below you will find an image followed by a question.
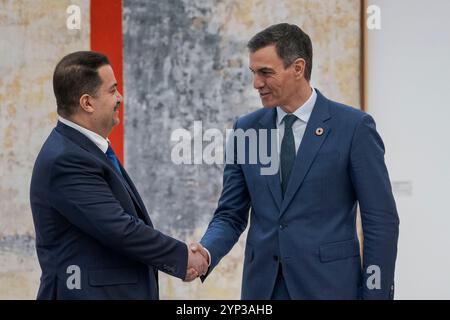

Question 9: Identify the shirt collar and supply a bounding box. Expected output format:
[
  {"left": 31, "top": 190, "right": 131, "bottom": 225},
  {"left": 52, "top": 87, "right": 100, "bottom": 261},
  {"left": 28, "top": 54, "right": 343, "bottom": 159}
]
[
  {"left": 277, "top": 87, "right": 317, "bottom": 125},
  {"left": 58, "top": 116, "right": 110, "bottom": 153}
]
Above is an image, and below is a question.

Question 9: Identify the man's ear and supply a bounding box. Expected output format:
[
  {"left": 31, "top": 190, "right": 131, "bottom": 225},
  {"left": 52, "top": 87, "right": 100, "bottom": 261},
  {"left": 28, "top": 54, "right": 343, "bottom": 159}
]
[
  {"left": 293, "top": 58, "right": 306, "bottom": 79},
  {"left": 79, "top": 94, "right": 95, "bottom": 113}
]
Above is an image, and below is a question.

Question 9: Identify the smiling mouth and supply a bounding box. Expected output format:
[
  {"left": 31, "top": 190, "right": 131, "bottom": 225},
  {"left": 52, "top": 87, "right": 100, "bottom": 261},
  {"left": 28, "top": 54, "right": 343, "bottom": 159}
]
[
  {"left": 259, "top": 92, "right": 271, "bottom": 97},
  {"left": 114, "top": 103, "right": 120, "bottom": 111}
]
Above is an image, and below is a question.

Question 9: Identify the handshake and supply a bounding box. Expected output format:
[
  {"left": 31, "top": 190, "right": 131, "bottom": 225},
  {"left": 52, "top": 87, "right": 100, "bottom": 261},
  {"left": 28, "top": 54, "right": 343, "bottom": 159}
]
[{"left": 184, "top": 243, "right": 209, "bottom": 282}]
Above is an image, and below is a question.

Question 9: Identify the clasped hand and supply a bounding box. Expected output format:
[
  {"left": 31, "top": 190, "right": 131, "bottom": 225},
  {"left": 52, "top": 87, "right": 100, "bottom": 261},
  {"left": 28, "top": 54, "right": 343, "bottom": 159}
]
[{"left": 184, "top": 243, "right": 209, "bottom": 282}]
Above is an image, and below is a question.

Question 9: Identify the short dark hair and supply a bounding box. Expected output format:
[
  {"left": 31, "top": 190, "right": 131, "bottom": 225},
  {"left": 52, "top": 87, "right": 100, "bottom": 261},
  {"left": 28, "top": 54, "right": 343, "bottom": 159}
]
[
  {"left": 247, "top": 23, "right": 313, "bottom": 81},
  {"left": 53, "top": 51, "right": 110, "bottom": 117}
]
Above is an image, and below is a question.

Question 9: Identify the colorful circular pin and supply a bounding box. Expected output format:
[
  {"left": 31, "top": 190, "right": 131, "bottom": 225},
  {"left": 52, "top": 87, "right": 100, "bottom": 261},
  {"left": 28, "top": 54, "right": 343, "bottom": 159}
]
[{"left": 315, "top": 127, "right": 324, "bottom": 136}]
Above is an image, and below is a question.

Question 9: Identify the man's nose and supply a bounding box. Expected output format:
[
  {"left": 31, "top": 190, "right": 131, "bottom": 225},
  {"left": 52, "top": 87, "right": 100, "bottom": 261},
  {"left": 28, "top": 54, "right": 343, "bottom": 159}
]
[
  {"left": 253, "top": 74, "right": 264, "bottom": 90},
  {"left": 117, "top": 90, "right": 123, "bottom": 102}
]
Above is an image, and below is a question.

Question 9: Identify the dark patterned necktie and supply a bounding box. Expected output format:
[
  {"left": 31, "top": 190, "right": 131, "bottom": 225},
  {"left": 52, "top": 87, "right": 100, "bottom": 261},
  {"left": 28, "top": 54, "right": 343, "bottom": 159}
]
[{"left": 280, "top": 114, "right": 297, "bottom": 196}]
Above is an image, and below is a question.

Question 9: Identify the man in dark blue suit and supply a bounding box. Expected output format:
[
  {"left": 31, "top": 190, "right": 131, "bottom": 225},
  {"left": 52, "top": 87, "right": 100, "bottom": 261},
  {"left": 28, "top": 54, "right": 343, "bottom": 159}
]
[
  {"left": 192, "top": 23, "right": 399, "bottom": 299},
  {"left": 30, "top": 51, "right": 207, "bottom": 299}
]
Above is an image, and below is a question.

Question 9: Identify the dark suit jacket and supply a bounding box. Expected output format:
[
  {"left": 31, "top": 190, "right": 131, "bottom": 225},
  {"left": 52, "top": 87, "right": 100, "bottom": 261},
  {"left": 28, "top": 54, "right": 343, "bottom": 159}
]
[
  {"left": 201, "top": 90, "right": 399, "bottom": 299},
  {"left": 30, "top": 121, "right": 187, "bottom": 299}
]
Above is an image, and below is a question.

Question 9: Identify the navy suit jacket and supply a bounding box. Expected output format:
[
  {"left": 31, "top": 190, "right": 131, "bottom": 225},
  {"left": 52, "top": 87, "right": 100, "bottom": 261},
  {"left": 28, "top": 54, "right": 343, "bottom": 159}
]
[
  {"left": 201, "top": 90, "right": 399, "bottom": 299},
  {"left": 30, "top": 121, "right": 188, "bottom": 299}
]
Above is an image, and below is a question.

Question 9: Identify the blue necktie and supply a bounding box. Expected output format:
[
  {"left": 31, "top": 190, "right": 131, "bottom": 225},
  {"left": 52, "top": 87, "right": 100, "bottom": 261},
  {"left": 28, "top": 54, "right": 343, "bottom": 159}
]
[
  {"left": 106, "top": 145, "right": 123, "bottom": 176},
  {"left": 105, "top": 145, "right": 147, "bottom": 221},
  {"left": 280, "top": 114, "right": 297, "bottom": 196}
]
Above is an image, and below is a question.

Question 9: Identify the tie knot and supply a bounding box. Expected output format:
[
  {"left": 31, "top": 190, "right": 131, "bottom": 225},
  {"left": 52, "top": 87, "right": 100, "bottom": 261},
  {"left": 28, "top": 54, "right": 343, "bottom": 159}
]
[
  {"left": 106, "top": 145, "right": 115, "bottom": 157},
  {"left": 105, "top": 145, "right": 122, "bottom": 176},
  {"left": 283, "top": 114, "right": 297, "bottom": 129}
]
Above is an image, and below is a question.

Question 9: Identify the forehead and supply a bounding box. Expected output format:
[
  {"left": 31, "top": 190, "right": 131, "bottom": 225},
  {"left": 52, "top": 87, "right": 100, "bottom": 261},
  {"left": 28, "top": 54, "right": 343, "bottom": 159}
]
[
  {"left": 97, "top": 64, "right": 116, "bottom": 86},
  {"left": 249, "top": 45, "right": 283, "bottom": 69}
]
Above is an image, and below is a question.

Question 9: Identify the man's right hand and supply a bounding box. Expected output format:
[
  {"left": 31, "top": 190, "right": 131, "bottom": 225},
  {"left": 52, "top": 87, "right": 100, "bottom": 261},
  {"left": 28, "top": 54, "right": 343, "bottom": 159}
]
[
  {"left": 189, "top": 243, "right": 210, "bottom": 265},
  {"left": 184, "top": 243, "right": 208, "bottom": 282}
]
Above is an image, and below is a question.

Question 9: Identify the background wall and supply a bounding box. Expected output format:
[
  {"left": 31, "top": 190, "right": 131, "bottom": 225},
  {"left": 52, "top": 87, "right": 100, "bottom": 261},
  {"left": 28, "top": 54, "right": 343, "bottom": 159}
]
[
  {"left": 367, "top": 0, "right": 450, "bottom": 299},
  {"left": 0, "top": 0, "right": 90, "bottom": 299},
  {"left": 0, "top": 0, "right": 361, "bottom": 299}
]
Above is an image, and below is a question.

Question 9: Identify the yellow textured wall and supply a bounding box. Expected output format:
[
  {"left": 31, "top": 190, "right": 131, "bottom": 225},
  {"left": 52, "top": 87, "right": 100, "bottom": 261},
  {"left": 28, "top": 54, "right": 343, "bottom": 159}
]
[
  {"left": 0, "top": 0, "right": 90, "bottom": 299},
  {"left": 212, "top": 0, "right": 362, "bottom": 106}
]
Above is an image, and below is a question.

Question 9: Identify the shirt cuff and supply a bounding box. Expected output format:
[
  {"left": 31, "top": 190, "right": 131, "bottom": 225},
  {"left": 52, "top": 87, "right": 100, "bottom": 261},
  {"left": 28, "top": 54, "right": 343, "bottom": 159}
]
[{"left": 203, "top": 247, "right": 212, "bottom": 267}]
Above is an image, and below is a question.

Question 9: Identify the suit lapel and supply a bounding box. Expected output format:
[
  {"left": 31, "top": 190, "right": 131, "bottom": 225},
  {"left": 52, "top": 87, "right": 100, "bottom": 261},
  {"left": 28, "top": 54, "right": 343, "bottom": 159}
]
[
  {"left": 119, "top": 165, "right": 153, "bottom": 227},
  {"left": 280, "top": 90, "right": 332, "bottom": 216},
  {"left": 56, "top": 121, "right": 151, "bottom": 225},
  {"left": 257, "top": 109, "right": 283, "bottom": 211}
]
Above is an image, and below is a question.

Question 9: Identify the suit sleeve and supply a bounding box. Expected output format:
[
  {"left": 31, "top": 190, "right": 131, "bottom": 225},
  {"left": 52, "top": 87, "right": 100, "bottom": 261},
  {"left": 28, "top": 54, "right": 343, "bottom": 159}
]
[
  {"left": 350, "top": 114, "right": 400, "bottom": 299},
  {"left": 47, "top": 152, "right": 188, "bottom": 280},
  {"left": 200, "top": 120, "right": 251, "bottom": 278}
]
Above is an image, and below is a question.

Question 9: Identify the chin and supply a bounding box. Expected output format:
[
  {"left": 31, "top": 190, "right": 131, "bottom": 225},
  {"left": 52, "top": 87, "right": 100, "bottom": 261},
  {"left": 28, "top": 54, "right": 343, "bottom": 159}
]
[
  {"left": 260, "top": 97, "right": 278, "bottom": 108},
  {"left": 261, "top": 101, "right": 278, "bottom": 108}
]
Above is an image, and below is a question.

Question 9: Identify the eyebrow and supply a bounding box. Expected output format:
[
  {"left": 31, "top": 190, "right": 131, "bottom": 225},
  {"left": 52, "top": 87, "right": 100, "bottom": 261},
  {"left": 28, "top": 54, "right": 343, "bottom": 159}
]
[{"left": 249, "top": 67, "right": 274, "bottom": 73}]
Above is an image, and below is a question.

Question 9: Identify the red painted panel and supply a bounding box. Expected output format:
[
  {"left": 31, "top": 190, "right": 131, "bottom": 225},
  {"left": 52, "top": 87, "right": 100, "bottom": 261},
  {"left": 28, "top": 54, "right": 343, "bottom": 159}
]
[{"left": 91, "top": 0, "right": 124, "bottom": 163}]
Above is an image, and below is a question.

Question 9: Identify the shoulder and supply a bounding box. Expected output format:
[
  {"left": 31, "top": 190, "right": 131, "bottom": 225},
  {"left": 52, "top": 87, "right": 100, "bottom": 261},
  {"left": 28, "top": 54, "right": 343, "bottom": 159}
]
[
  {"left": 234, "top": 108, "right": 274, "bottom": 129},
  {"left": 36, "top": 128, "right": 100, "bottom": 175},
  {"left": 327, "top": 98, "right": 370, "bottom": 124},
  {"left": 326, "top": 100, "right": 380, "bottom": 149}
]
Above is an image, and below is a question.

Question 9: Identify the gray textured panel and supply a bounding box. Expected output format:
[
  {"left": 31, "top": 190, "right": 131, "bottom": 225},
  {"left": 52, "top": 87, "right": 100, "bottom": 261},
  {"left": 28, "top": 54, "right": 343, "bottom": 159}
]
[{"left": 123, "top": 0, "right": 254, "bottom": 237}]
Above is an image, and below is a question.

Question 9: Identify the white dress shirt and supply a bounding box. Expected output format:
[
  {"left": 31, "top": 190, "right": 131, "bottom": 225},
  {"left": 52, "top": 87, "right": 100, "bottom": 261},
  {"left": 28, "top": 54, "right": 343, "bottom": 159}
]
[
  {"left": 276, "top": 87, "right": 317, "bottom": 182},
  {"left": 58, "top": 116, "right": 110, "bottom": 153},
  {"left": 276, "top": 87, "right": 317, "bottom": 156}
]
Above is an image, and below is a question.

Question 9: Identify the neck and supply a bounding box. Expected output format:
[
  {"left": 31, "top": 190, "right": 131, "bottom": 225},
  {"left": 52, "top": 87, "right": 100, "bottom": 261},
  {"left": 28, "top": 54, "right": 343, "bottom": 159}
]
[
  {"left": 279, "top": 84, "right": 312, "bottom": 114},
  {"left": 64, "top": 114, "right": 109, "bottom": 139}
]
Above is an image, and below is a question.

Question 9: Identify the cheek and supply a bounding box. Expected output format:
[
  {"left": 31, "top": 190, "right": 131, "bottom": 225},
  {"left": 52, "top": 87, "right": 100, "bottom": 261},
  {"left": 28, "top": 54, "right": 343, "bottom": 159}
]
[
  {"left": 110, "top": 98, "right": 118, "bottom": 109},
  {"left": 267, "top": 79, "right": 281, "bottom": 96}
]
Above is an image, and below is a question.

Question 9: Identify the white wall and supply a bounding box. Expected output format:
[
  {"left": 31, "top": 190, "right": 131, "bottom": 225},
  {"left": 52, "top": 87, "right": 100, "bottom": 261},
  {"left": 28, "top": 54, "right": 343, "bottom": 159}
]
[{"left": 367, "top": 0, "right": 450, "bottom": 299}]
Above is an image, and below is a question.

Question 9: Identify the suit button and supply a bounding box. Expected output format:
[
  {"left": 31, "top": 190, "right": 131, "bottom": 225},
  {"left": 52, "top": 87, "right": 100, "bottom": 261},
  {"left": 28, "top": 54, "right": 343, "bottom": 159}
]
[{"left": 279, "top": 224, "right": 286, "bottom": 230}]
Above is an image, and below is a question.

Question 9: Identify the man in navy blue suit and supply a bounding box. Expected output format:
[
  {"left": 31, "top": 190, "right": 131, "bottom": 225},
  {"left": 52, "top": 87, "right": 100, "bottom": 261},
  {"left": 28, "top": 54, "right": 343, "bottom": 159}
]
[
  {"left": 191, "top": 23, "right": 399, "bottom": 299},
  {"left": 30, "top": 51, "right": 207, "bottom": 299}
]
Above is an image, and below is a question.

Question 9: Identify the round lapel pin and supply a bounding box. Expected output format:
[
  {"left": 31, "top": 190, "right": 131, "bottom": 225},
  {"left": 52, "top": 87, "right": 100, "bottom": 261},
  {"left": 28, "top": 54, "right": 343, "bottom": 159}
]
[{"left": 315, "top": 127, "right": 324, "bottom": 136}]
